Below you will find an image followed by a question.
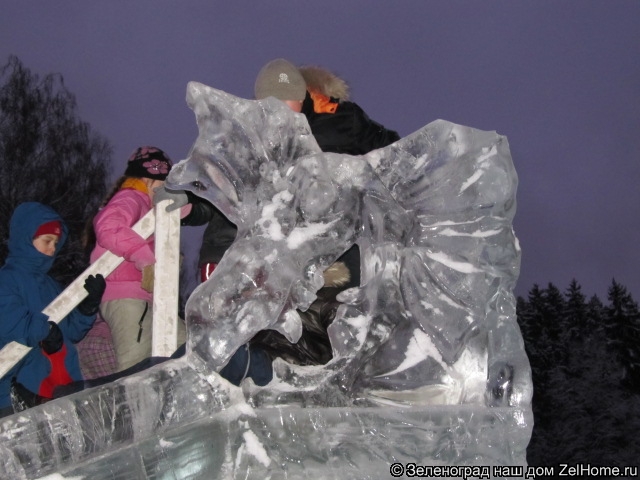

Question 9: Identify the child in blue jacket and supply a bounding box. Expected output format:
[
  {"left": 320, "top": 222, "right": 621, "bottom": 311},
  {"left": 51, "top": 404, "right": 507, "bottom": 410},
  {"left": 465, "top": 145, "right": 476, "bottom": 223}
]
[{"left": 0, "top": 202, "right": 105, "bottom": 416}]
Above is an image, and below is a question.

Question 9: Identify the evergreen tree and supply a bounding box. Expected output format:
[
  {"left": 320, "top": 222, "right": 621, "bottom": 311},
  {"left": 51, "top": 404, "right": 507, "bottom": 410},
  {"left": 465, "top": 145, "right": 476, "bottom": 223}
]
[
  {"left": 541, "top": 283, "right": 565, "bottom": 341},
  {"left": 585, "top": 294, "right": 604, "bottom": 332},
  {"left": 604, "top": 279, "right": 640, "bottom": 390},
  {"left": 0, "top": 56, "right": 111, "bottom": 284},
  {"left": 517, "top": 284, "right": 544, "bottom": 349},
  {"left": 541, "top": 284, "right": 569, "bottom": 370},
  {"left": 560, "top": 281, "right": 590, "bottom": 386},
  {"left": 564, "top": 280, "right": 587, "bottom": 342}
]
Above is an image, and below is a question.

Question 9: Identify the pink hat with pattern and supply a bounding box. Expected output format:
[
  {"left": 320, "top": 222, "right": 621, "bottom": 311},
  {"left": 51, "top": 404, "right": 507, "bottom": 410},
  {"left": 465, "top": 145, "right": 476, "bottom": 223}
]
[{"left": 124, "top": 146, "right": 172, "bottom": 180}]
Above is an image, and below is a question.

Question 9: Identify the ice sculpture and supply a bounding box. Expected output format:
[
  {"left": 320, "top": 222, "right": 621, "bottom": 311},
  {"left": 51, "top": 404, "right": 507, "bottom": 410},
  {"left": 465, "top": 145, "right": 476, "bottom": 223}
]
[{"left": 0, "top": 83, "right": 532, "bottom": 479}]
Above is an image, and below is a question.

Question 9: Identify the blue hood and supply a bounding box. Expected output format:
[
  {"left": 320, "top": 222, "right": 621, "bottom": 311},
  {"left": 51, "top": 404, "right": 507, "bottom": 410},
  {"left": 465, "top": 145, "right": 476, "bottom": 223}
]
[{"left": 5, "top": 202, "right": 68, "bottom": 274}]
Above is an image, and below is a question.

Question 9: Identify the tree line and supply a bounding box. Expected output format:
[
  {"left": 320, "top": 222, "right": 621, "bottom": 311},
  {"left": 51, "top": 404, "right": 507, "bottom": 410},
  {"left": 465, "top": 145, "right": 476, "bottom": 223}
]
[{"left": 517, "top": 280, "right": 640, "bottom": 468}]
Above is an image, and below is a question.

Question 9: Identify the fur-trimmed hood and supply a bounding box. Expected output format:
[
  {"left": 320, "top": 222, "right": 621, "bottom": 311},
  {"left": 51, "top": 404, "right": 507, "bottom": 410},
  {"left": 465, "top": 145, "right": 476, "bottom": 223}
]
[
  {"left": 298, "top": 66, "right": 350, "bottom": 101},
  {"left": 322, "top": 261, "right": 350, "bottom": 288}
]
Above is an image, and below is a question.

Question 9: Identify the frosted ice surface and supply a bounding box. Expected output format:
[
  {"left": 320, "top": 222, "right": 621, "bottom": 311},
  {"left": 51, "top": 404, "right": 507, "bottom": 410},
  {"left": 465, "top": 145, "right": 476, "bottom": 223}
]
[{"left": 0, "top": 83, "right": 532, "bottom": 479}]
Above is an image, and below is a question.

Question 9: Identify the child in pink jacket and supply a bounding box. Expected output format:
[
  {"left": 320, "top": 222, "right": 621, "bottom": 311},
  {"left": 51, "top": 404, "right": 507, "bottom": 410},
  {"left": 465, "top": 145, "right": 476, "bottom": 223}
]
[{"left": 90, "top": 146, "right": 186, "bottom": 372}]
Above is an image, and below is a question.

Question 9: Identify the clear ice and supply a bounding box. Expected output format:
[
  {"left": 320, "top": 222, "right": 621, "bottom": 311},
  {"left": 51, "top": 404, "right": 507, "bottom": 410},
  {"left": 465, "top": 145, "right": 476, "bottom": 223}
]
[{"left": 0, "top": 82, "right": 532, "bottom": 479}]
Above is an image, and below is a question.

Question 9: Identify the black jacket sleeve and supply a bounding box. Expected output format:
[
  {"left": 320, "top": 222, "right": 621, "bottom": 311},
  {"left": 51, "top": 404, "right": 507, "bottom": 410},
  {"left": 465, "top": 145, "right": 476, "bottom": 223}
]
[
  {"left": 180, "top": 193, "right": 216, "bottom": 227},
  {"left": 198, "top": 211, "right": 238, "bottom": 265},
  {"left": 337, "top": 101, "right": 400, "bottom": 154},
  {"left": 302, "top": 96, "right": 400, "bottom": 156}
]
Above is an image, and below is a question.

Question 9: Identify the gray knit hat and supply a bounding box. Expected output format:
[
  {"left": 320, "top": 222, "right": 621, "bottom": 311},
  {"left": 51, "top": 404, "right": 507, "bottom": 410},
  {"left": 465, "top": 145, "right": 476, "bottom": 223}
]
[{"left": 254, "top": 58, "right": 307, "bottom": 101}]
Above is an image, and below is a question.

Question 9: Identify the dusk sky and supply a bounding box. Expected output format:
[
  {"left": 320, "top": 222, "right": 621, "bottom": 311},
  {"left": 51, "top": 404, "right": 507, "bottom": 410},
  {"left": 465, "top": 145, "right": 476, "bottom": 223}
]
[{"left": 2, "top": 1, "right": 639, "bottom": 300}]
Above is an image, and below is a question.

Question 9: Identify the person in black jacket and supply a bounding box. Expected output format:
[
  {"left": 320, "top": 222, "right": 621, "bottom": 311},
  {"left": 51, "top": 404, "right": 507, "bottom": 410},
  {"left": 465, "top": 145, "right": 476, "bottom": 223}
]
[{"left": 157, "top": 58, "right": 400, "bottom": 372}]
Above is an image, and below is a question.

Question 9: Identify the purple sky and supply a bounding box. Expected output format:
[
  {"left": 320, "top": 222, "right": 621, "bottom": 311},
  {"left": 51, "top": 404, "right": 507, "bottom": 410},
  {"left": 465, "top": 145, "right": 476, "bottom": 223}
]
[{"left": 2, "top": 1, "right": 639, "bottom": 300}]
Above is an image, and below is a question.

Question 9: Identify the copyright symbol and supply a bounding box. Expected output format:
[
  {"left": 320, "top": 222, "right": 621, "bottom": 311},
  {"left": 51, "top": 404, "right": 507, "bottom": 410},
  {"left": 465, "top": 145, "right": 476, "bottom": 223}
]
[{"left": 390, "top": 463, "right": 404, "bottom": 477}]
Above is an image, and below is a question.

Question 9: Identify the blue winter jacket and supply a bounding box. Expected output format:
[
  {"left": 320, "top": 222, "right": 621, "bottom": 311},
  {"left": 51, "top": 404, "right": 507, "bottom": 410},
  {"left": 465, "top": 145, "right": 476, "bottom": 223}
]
[{"left": 0, "top": 202, "right": 95, "bottom": 408}]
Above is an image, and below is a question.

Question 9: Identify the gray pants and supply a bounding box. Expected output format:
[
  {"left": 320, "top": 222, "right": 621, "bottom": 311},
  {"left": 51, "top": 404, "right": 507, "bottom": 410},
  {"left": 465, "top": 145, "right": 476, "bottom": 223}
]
[{"left": 100, "top": 299, "right": 186, "bottom": 372}]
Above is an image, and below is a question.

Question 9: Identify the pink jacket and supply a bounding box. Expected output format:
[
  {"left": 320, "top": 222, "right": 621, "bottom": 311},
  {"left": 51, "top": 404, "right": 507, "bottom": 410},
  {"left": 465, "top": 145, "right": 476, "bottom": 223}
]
[{"left": 91, "top": 188, "right": 156, "bottom": 303}]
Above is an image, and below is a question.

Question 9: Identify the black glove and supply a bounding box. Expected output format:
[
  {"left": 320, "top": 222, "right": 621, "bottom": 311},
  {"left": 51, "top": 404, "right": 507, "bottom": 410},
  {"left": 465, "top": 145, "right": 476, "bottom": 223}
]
[
  {"left": 40, "top": 321, "right": 63, "bottom": 354},
  {"left": 77, "top": 274, "right": 106, "bottom": 316}
]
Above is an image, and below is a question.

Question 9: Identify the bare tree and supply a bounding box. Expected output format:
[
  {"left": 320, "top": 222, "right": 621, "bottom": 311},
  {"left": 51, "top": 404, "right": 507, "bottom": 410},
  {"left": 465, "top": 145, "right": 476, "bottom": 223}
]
[{"left": 0, "top": 55, "right": 111, "bottom": 284}]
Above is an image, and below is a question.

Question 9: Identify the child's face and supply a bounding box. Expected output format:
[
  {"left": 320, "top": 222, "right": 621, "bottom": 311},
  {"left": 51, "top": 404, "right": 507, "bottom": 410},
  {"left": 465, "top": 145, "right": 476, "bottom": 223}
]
[{"left": 32, "top": 234, "right": 60, "bottom": 256}]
